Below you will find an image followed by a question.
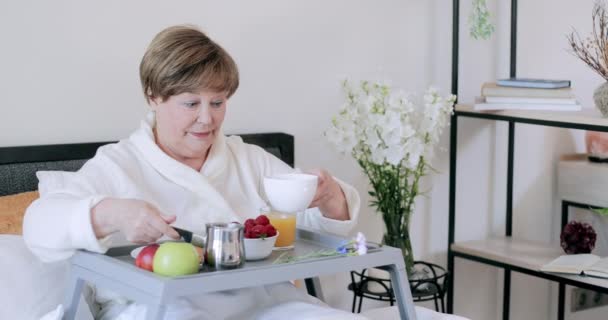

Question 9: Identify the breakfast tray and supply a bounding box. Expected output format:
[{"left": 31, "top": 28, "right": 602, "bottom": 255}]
[{"left": 63, "top": 228, "right": 417, "bottom": 320}]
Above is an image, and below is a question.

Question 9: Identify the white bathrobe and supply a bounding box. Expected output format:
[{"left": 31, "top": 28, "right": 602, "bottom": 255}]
[{"left": 23, "top": 113, "right": 365, "bottom": 320}]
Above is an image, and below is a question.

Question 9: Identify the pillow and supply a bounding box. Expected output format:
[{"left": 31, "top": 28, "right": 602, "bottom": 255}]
[{"left": 0, "top": 191, "right": 39, "bottom": 234}]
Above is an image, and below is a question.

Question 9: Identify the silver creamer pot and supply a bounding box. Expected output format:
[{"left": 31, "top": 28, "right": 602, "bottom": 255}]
[{"left": 204, "top": 222, "right": 245, "bottom": 269}]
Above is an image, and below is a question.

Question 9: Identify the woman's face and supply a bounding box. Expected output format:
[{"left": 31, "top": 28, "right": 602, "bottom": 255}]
[{"left": 150, "top": 90, "right": 228, "bottom": 169}]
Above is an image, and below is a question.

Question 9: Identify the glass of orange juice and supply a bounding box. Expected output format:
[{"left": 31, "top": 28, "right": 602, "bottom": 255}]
[{"left": 267, "top": 211, "right": 297, "bottom": 250}]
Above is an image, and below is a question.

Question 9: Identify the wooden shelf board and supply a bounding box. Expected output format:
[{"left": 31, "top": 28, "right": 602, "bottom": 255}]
[
  {"left": 451, "top": 236, "right": 608, "bottom": 289},
  {"left": 455, "top": 104, "right": 608, "bottom": 131}
]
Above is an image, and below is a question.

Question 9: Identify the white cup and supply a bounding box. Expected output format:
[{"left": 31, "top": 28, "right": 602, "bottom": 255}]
[{"left": 263, "top": 173, "right": 318, "bottom": 213}]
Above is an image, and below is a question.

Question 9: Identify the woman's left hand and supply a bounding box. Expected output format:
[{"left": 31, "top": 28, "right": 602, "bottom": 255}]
[{"left": 307, "top": 169, "right": 350, "bottom": 221}]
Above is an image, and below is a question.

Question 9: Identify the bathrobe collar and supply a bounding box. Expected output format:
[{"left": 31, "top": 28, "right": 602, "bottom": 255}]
[{"left": 129, "top": 112, "right": 237, "bottom": 222}]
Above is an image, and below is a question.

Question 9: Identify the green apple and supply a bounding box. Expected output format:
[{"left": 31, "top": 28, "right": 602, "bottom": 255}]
[{"left": 153, "top": 242, "right": 200, "bottom": 276}]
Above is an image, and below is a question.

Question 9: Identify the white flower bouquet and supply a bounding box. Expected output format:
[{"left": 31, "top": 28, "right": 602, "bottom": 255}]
[{"left": 326, "top": 80, "right": 455, "bottom": 273}]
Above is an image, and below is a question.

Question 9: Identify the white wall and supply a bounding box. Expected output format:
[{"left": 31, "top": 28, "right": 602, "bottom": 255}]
[{"left": 0, "top": 0, "right": 439, "bottom": 314}]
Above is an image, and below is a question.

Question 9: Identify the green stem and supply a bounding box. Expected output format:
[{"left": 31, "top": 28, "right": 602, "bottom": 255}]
[{"left": 361, "top": 151, "right": 428, "bottom": 277}]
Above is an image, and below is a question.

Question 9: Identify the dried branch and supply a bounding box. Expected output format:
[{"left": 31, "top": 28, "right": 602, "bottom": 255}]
[{"left": 568, "top": 1, "right": 608, "bottom": 81}]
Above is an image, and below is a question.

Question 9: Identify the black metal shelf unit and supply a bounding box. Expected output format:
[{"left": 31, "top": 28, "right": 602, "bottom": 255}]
[{"left": 447, "top": 1, "right": 608, "bottom": 319}]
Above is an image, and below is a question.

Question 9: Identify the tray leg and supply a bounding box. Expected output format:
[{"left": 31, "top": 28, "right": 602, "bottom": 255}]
[
  {"left": 384, "top": 264, "right": 418, "bottom": 320},
  {"left": 146, "top": 303, "right": 167, "bottom": 320},
  {"left": 63, "top": 269, "right": 85, "bottom": 320},
  {"left": 304, "top": 277, "right": 325, "bottom": 301}
]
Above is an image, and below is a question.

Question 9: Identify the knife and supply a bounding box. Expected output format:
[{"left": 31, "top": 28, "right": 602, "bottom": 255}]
[{"left": 173, "top": 226, "right": 206, "bottom": 247}]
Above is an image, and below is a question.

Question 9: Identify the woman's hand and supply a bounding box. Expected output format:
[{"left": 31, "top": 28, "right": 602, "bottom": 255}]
[
  {"left": 91, "top": 198, "right": 181, "bottom": 244},
  {"left": 307, "top": 169, "right": 350, "bottom": 221}
]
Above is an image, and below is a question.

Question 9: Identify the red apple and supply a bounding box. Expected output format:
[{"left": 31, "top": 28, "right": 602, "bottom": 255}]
[{"left": 135, "top": 244, "right": 159, "bottom": 272}]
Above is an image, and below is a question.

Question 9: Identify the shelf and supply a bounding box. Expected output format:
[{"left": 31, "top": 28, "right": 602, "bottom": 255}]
[
  {"left": 451, "top": 237, "right": 561, "bottom": 270},
  {"left": 451, "top": 236, "right": 608, "bottom": 293},
  {"left": 455, "top": 104, "right": 608, "bottom": 132},
  {"left": 449, "top": 103, "right": 608, "bottom": 316}
]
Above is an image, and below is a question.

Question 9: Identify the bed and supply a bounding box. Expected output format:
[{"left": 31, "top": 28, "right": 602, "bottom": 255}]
[{"left": 0, "top": 133, "right": 468, "bottom": 320}]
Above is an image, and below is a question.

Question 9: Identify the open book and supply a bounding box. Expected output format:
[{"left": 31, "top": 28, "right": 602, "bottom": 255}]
[{"left": 540, "top": 254, "right": 608, "bottom": 279}]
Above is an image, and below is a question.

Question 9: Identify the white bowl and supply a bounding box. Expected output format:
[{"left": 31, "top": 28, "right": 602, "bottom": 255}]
[
  {"left": 263, "top": 173, "right": 318, "bottom": 213},
  {"left": 244, "top": 233, "right": 278, "bottom": 261}
]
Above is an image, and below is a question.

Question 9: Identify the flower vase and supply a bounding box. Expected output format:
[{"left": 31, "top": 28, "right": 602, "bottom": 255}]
[
  {"left": 593, "top": 82, "right": 608, "bottom": 118},
  {"left": 366, "top": 229, "right": 415, "bottom": 294},
  {"left": 384, "top": 231, "right": 415, "bottom": 277}
]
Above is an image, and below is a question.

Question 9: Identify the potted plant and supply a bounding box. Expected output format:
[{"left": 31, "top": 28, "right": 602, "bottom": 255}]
[
  {"left": 326, "top": 80, "right": 455, "bottom": 276},
  {"left": 568, "top": 2, "right": 608, "bottom": 118},
  {"left": 568, "top": 2, "right": 608, "bottom": 159}
]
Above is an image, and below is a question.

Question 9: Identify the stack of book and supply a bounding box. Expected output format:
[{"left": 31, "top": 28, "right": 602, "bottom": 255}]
[{"left": 474, "top": 78, "right": 581, "bottom": 112}]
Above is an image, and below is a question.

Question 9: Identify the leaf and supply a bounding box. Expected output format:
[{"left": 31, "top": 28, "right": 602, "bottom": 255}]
[
  {"left": 272, "top": 249, "right": 344, "bottom": 264},
  {"left": 592, "top": 207, "right": 608, "bottom": 217}
]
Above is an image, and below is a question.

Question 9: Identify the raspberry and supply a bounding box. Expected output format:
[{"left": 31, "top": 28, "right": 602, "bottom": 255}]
[
  {"left": 263, "top": 224, "right": 277, "bottom": 237},
  {"left": 244, "top": 219, "right": 256, "bottom": 229},
  {"left": 255, "top": 215, "right": 270, "bottom": 226},
  {"left": 250, "top": 225, "right": 265, "bottom": 238}
]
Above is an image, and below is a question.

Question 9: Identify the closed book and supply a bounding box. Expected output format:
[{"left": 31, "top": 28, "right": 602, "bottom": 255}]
[
  {"left": 473, "top": 102, "right": 581, "bottom": 112},
  {"left": 482, "top": 82, "right": 574, "bottom": 99},
  {"left": 485, "top": 96, "right": 578, "bottom": 105},
  {"left": 497, "top": 78, "right": 571, "bottom": 89},
  {"left": 541, "top": 254, "right": 608, "bottom": 279}
]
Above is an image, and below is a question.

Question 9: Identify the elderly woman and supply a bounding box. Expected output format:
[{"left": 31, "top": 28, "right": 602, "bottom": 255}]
[{"left": 23, "top": 26, "right": 365, "bottom": 320}]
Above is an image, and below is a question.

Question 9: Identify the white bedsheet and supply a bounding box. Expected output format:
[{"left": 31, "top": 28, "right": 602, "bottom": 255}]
[
  {"left": 362, "top": 305, "right": 471, "bottom": 320},
  {"left": 42, "top": 303, "right": 470, "bottom": 320}
]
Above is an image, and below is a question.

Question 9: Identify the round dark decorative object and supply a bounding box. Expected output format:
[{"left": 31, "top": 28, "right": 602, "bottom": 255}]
[{"left": 560, "top": 221, "right": 597, "bottom": 254}]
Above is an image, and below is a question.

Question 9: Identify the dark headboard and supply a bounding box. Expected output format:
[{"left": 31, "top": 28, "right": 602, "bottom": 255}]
[
  {"left": 236, "top": 133, "right": 294, "bottom": 168},
  {"left": 0, "top": 133, "right": 294, "bottom": 196}
]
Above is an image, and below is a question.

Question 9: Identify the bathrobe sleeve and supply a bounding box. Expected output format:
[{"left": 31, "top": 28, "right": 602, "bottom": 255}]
[
  {"left": 297, "top": 175, "right": 361, "bottom": 237},
  {"left": 23, "top": 146, "right": 124, "bottom": 262},
  {"left": 242, "top": 142, "right": 361, "bottom": 237}
]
